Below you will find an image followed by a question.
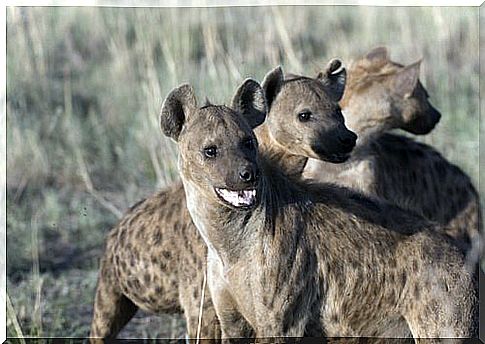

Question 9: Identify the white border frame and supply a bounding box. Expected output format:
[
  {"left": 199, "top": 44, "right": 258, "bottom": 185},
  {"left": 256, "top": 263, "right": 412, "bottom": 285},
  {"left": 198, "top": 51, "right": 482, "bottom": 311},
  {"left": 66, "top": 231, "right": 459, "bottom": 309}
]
[{"left": 1, "top": 1, "right": 482, "bottom": 342}]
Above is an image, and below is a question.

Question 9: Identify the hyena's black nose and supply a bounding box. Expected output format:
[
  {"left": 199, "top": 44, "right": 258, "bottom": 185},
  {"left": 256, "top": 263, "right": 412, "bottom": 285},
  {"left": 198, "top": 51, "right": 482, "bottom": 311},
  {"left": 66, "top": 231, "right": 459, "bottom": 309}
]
[
  {"left": 430, "top": 106, "right": 441, "bottom": 125},
  {"left": 338, "top": 130, "right": 357, "bottom": 152},
  {"left": 239, "top": 166, "right": 258, "bottom": 183}
]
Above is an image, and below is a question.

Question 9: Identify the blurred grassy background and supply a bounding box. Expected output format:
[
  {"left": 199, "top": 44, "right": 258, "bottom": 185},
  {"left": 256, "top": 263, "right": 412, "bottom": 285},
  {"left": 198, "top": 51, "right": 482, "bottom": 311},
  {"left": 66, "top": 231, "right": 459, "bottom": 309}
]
[{"left": 6, "top": 5, "right": 480, "bottom": 338}]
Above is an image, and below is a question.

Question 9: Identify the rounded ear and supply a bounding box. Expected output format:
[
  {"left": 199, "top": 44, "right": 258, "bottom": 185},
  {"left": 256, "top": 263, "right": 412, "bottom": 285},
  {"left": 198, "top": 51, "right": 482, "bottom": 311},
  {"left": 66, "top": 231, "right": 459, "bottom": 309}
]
[
  {"left": 390, "top": 60, "right": 421, "bottom": 98},
  {"left": 159, "top": 84, "right": 197, "bottom": 141},
  {"left": 316, "top": 58, "right": 347, "bottom": 102},
  {"left": 365, "top": 46, "right": 389, "bottom": 62},
  {"left": 231, "top": 78, "right": 267, "bottom": 129},
  {"left": 261, "top": 66, "right": 284, "bottom": 110}
]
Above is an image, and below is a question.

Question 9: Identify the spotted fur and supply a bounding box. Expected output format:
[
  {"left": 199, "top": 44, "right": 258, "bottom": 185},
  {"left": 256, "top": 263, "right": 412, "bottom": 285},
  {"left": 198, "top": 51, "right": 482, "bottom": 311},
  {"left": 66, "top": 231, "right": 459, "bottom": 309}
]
[
  {"left": 160, "top": 82, "right": 478, "bottom": 339},
  {"left": 301, "top": 47, "right": 482, "bottom": 264},
  {"left": 90, "top": 61, "right": 352, "bottom": 339}
]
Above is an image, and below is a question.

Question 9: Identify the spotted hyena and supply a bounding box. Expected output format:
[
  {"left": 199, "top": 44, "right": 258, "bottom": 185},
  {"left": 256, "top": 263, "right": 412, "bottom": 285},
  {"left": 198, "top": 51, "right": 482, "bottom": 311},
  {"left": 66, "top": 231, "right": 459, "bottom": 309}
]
[
  {"left": 160, "top": 80, "right": 478, "bottom": 340},
  {"left": 89, "top": 62, "right": 356, "bottom": 339},
  {"left": 295, "top": 47, "right": 482, "bottom": 264},
  {"left": 255, "top": 59, "right": 356, "bottom": 178}
]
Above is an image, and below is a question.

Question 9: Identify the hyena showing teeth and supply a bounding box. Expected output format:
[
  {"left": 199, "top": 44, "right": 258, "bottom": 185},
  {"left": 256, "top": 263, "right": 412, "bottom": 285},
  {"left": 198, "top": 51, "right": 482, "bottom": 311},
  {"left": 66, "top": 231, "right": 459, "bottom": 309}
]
[
  {"left": 90, "top": 60, "right": 354, "bottom": 339},
  {"left": 90, "top": 54, "right": 479, "bottom": 340},
  {"left": 160, "top": 80, "right": 477, "bottom": 339},
  {"left": 215, "top": 188, "right": 257, "bottom": 207}
]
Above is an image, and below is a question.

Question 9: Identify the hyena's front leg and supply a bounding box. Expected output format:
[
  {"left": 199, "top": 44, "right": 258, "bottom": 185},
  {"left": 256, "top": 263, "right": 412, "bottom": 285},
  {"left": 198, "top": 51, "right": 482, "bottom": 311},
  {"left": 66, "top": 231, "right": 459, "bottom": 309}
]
[
  {"left": 209, "top": 281, "right": 253, "bottom": 339},
  {"left": 206, "top": 258, "right": 253, "bottom": 340},
  {"left": 179, "top": 276, "right": 221, "bottom": 340}
]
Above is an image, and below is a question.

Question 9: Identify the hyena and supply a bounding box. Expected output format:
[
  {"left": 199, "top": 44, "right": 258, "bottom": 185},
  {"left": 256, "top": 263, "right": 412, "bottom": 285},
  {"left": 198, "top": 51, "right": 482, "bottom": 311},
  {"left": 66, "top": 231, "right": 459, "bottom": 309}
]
[
  {"left": 160, "top": 80, "right": 478, "bottom": 340},
  {"left": 255, "top": 59, "right": 356, "bottom": 178},
  {"left": 298, "top": 47, "right": 482, "bottom": 263},
  {"left": 90, "top": 61, "right": 355, "bottom": 339}
]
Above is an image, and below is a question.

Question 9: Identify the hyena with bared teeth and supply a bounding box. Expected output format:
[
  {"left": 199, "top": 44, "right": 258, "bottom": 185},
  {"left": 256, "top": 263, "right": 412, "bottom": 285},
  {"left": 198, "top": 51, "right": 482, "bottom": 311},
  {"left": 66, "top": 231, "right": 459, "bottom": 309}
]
[
  {"left": 89, "top": 60, "right": 355, "bottom": 339},
  {"left": 160, "top": 79, "right": 478, "bottom": 340}
]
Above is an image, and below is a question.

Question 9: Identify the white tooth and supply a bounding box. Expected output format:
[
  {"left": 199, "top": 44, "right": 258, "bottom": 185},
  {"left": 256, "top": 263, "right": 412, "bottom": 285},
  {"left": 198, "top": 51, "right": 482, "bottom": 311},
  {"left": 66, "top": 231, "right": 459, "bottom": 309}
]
[{"left": 217, "top": 188, "right": 256, "bottom": 207}]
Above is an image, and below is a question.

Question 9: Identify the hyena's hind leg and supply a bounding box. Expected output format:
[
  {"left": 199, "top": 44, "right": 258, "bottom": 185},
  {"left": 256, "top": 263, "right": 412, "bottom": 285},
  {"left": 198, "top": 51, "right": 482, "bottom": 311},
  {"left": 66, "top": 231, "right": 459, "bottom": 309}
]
[{"left": 90, "top": 260, "right": 138, "bottom": 339}]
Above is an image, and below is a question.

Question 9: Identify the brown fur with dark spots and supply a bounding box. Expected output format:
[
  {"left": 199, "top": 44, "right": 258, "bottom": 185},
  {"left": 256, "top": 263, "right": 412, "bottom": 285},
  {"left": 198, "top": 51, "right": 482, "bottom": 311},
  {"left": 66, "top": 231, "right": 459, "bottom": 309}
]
[
  {"left": 90, "top": 183, "right": 220, "bottom": 339},
  {"left": 90, "top": 61, "right": 352, "bottom": 339},
  {"left": 160, "top": 81, "right": 477, "bottom": 339},
  {"left": 291, "top": 47, "right": 482, "bottom": 263}
]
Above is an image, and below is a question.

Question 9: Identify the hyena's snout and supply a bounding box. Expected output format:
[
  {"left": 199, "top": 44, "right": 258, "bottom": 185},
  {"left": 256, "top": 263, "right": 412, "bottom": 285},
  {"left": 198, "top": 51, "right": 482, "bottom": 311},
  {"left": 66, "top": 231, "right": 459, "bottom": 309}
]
[
  {"left": 336, "top": 128, "right": 357, "bottom": 153},
  {"left": 238, "top": 163, "right": 259, "bottom": 184},
  {"left": 427, "top": 105, "right": 441, "bottom": 129},
  {"left": 216, "top": 161, "right": 260, "bottom": 208},
  {"left": 405, "top": 103, "right": 442, "bottom": 135},
  {"left": 417, "top": 105, "right": 441, "bottom": 134},
  {"left": 311, "top": 125, "right": 357, "bottom": 163}
]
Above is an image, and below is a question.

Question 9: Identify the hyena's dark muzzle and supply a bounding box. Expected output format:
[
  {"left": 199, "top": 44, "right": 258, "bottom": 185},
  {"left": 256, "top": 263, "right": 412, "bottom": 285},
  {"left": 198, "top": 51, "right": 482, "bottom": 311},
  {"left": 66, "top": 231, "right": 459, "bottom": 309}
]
[{"left": 311, "top": 125, "right": 357, "bottom": 163}]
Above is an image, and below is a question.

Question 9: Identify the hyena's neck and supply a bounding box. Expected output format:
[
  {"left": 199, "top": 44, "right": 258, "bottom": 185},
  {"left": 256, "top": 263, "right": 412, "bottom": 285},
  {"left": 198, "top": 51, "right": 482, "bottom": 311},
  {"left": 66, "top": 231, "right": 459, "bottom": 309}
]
[
  {"left": 182, "top": 177, "right": 267, "bottom": 268},
  {"left": 255, "top": 124, "right": 308, "bottom": 178}
]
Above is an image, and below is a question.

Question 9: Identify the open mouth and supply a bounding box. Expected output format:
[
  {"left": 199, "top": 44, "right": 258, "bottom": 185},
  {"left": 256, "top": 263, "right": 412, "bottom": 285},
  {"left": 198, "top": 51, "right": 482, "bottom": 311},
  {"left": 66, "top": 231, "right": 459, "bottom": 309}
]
[{"left": 215, "top": 188, "right": 257, "bottom": 208}]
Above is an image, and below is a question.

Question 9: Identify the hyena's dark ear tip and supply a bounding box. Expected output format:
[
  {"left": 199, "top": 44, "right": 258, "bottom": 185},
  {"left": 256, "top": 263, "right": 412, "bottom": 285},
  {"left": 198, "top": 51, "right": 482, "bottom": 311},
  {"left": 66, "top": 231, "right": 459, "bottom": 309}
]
[
  {"left": 172, "top": 83, "right": 193, "bottom": 96},
  {"left": 268, "top": 65, "right": 283, "bottom": 73},
  {"left": 317, "top": 58, "right": 346, "bottom": 102},
  {"left": 233, "top": 78, "right": 262, "bottom": 100},
  {"left": 232, "top": 78, "right": 267, "bottom": 129},
  {"left": 160, "top": 83, "right": 193, "bottom": 110},
  {"left": 263, "top": 65, "right": 284, "bottom": 83},
  {"left": 326, "top": 58, "right": 343, "bottom": 75},
  {"left": 317, "top": 58, "right": 345, "bottom": 80},
  {"left": 159, "top": 83, "right": 197, "bottom": 141},
  {"left": 178, "top": 82, "right": 191, "bottom": 89},
  {"left": 241, "top": 78, "right": 262, "bottom": 89},
  {"left": 262, "top": 65, "right": 285, "bottom": 110},
  {"left": 232, "top": 78, "right": 266, "bottom": 111}
]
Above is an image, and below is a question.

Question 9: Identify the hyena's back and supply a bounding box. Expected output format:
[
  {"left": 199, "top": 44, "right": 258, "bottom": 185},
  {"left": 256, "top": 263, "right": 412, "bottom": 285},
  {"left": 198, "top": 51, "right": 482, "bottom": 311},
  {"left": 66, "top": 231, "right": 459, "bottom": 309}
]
[{"left": 369, "top": 133, "right": 481, "bottom": 254}]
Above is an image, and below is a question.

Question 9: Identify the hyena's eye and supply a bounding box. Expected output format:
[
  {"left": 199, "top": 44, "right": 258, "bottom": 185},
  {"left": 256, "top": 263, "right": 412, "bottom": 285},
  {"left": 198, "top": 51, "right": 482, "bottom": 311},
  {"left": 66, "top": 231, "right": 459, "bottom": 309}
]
[
  {"left": 203, "top": 145, "right": 218, "bottom": 158},
  {"left": 242, "top": 137, "right": 255, "bottom": 150},
  {"left": 298, "top": 110, "right": 312, "bottom": 122}
]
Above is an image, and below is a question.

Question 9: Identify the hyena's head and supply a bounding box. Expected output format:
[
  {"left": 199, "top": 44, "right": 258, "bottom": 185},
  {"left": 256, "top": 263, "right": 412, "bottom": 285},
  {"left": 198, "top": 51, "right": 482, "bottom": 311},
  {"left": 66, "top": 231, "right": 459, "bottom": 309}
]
[
  {"left": 341, "top": 46, "right": 441, "bottom": 136},
  {"left": 160, "top": 79, "right": 266, "bottom": 209},
  {"left": 262, "top": 59, "right": 357, "bottom": 164}
]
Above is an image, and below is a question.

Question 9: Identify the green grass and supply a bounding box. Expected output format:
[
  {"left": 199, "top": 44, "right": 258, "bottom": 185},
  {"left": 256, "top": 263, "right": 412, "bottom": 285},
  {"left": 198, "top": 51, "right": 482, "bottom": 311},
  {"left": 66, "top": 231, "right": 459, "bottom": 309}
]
[{"left": 6, "top": 5, "right": 481, "bottom": 338}]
